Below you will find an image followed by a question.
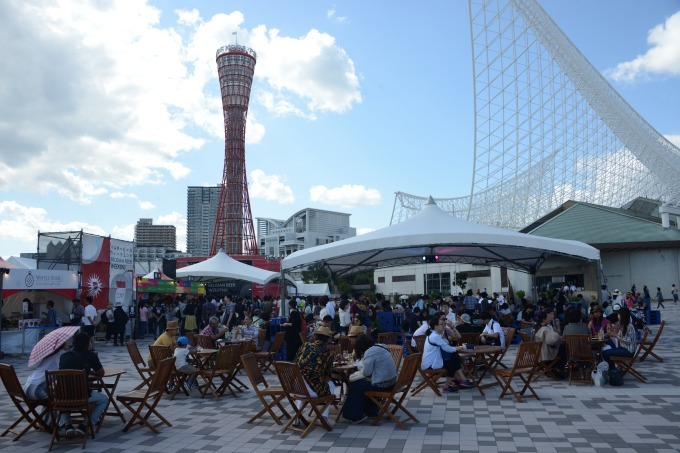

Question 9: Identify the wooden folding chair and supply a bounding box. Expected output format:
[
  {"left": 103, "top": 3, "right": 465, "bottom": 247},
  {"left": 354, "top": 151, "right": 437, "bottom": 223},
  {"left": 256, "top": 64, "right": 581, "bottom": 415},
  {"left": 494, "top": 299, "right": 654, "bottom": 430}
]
[
  {"left": 241, "top": 353, "right": 291, "bottom": 425},
  {"left": 274, "top": 361, "right": 334, "bottom": 439},
  {"left": 233, "top": 340, "right": 254, "bottom": 391},
  {"left": 377, "top": 332, "right": 398, "bottom": 344},
  {"left": 611, "top": 330, "right": 649, "bottom": 383},
  {"left": 126, "top": 341, "right": 153, "bottom": 390},
  {"left": 337, "top": 335, "right": 352, "bottom": 354},
  {"left": 255, "top": 328, "right": 267, "bottom": 352},
  {"left": 149, "top": 345, "right": 189, "bottom": 399},
  {"left": 639, "top": 321, "right": 664, "bottom": 362},
  {"left": 365, "top": 353, "right": 420, "bottom": 429},
  {"left": 564, "top": 334, "right": 596, "bottom": 385},
  {"left": 116, "top": 357, "right": 174, "bottom": 433},
  {"left": 494, "top": 341, "right": 542, "bottom": 402},
  {"left": 387, "top": 344, "right": 404, "bottom": 370},
  {"left": 194, "top": 334, "right": 215, "bottom": 349},
  {"left": 198, "top": 344, "right": 240, "bottom": 400},
  {"left": 459, "top": 332, "right": 480, "bottom": 346},
  {"left": 410, "top": 336, "right": 445, "bottom": 396},
  {"left": 491, "top": 327, "right": 516, "bottom": 369},
  {"left": 0, "top": 363, "right": 50, "bottom": 442},
  {"left": 254, "top": 331, "right": 285, "bottom": 373},
  {"left": 45, "top": 369, "right": 95, "bottom": 451}
]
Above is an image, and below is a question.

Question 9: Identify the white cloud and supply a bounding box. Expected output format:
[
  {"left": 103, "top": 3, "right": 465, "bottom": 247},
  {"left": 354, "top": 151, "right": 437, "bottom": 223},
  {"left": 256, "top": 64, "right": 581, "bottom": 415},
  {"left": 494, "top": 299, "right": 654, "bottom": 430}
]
[
  {"left": 357, "top": 227, "right": 375, "bottom": 235},
  {"left": 607, "top": 11, "right": 680, "bottom": 82},
  {"left": 251, "top": 26, "right": 362, "bottom": 115},
  {"left": 309, "top": 184, "right": 381, "bottom": 208},
  {"left": 0, "top": 201, "right": 107, "bottom": 243},
  {"left": 327, "top": 5, "right": 348, "bottom": 24},
  {"left": 157, "top": 211, "right": 187, "bottom": 252},
  {"left": 0, "top": 1, "right": 360, "bottom": 207},
  {"left": 139, "top": 201, "right": 156, "bottom": 210},
  {"left": 110, "top": 192, "right": 137, "bottom": 199},
  {"left": 112, "top": 223, "right": 135, "bottom": 242},
  {"left": 249, "top": 169, "right": 295, "bottom": 204}
]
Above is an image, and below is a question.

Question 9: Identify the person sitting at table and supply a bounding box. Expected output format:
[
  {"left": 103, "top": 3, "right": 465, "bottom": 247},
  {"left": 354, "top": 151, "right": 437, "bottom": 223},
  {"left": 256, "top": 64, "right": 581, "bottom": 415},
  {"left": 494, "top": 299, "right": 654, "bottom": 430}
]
[
  {"left": 200, "top": 316, "right": 228, "bottom": 347},
  {"left": 601, "top": 306, "right": 638, "bottom": 369},
  {"left": 562, "top": 308, "right": 590, "bottom": 335},
  {"left": 24, "top": 336, "right": 70, "bottom": 401},
  {"left": 293, "top": 326, "right": 335, "bottom": 426},
  {"left": 173, "top": 336, "right": 198, "bottom": 391},
  {"left": 534, "top": 308, "right": 566, "bottom": 379},
  {"left": 260, "top": 312, "right": 272, "bottom": 352},
  {"left": 455, "top": 313, "right": 482, "bottom": 334},
  {"left": 235, "top": 315, "right": 259, "bottom": 347},
  {"left": 58, "top": 332, "right": 108, "bottom": 436},
  {"left": 422, "top": 317, "right": 473, "bottom": 393},
  {"left": 588, "top": 306, "right": 610, "bottom": 338},
  {"left": 348, "top": 314, "right": 367, "bottom": 337},
  {"left": 342, "top": 334, "right": 397, "bottom": 424},
  {"left": 479, "top": 311, "right": 505, "bottom": 347},
  {"left": 147, "top": 320, "right": 180, "bottom": 369}
]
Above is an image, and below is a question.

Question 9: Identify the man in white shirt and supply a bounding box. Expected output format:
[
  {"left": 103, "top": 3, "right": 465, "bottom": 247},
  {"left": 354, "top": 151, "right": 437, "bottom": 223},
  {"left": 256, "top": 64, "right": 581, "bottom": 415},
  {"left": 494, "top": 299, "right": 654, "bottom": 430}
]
[
  {"left": 83, "top": 296, "right": 98, "bottom": 349},
  {"left": 441, "top": 301, "right": 456, "bottom": 328},
  {"left": 325, "top": 296, "right": 336, "bottom": 319},
  {"left": 479, "top": 311, "right": 505, "bottom": 347},
  {"left": 415, "top": 295, "right": 428, "bottom": 311}
]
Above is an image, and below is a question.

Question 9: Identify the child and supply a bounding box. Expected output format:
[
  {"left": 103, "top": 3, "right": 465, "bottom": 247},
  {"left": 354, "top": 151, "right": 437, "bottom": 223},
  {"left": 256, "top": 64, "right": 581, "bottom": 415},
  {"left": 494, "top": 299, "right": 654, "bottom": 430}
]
[{"left": 173, "top": 336, "right": 198, "bottom": 391}]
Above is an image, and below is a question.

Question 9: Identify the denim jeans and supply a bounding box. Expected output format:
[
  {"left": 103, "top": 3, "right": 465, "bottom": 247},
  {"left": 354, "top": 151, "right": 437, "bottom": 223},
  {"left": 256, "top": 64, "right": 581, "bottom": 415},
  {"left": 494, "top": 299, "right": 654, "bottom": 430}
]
[{"left": 60, "top": 391, "right": 109, "bottom": 427}]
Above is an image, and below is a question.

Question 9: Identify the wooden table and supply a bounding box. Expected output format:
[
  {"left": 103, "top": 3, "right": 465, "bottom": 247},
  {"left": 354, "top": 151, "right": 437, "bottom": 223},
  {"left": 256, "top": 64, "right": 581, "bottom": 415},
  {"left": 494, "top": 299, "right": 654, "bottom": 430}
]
[
  {"left": 92, "top": 368, "right": 127, "bottom": 429},
  {"left": 331, "top": 363, "right": 358, "bottom": 421},
  {"left": 190, "top": 348, "right": 218, "bottom": 370},
  {"left": 458, "top": 345, "right": 504, "bottom": 395}
]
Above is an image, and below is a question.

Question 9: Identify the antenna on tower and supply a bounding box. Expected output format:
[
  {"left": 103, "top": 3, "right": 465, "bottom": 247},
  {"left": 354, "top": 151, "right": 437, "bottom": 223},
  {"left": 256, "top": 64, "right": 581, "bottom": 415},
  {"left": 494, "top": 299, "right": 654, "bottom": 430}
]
[{"left": 232, "top": 31, "right": 237, "bottom": 45}]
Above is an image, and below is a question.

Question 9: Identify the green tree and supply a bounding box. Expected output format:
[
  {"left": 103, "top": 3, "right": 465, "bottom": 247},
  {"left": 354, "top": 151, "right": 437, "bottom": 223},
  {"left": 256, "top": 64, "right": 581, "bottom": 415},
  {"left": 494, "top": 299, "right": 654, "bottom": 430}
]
[{"left": 300, "top": 264, "right": 331, "bottom": 284}]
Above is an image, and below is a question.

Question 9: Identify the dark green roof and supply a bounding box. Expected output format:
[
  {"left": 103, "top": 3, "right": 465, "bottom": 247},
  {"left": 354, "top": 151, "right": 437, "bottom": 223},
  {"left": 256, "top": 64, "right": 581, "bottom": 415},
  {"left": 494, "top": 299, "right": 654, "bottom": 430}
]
[{"left": 524, "top": 202, "right": 680, "bottom": 244}]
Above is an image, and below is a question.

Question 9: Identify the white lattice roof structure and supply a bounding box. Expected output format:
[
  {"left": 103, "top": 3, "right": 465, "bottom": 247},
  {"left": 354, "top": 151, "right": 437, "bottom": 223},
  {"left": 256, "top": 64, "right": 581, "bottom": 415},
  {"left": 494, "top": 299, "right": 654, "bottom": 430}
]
[{"left": 391, "top": 0, "right": 680, "bottom": 229}]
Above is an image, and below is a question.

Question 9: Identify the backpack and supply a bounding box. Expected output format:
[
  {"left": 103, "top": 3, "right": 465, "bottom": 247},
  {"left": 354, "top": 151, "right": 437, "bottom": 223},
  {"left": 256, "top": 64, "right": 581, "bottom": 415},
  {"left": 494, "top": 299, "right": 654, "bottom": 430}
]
[{"left": 609, "top": 367, "right": 624, "bottom": 386}]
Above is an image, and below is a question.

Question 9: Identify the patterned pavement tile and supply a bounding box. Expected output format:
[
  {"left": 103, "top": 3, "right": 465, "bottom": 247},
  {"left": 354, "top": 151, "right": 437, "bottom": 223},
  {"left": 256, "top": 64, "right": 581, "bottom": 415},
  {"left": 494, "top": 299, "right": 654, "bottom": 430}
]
[{"left": 1, "top": 305, "right": 678, "bottom": 452}]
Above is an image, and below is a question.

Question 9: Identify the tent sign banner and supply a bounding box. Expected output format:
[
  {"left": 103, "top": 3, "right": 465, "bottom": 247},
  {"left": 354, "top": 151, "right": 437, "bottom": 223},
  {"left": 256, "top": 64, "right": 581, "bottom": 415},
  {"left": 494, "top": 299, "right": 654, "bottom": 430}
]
[
  {"left": 3, "top": 269, "right": 78, "bottom": 290},
  {"left": 176, "top": 281, "right": 205, "bottom": 295},
  {"left": 137, "top": 279, "right": 176, "bottom": 293}
]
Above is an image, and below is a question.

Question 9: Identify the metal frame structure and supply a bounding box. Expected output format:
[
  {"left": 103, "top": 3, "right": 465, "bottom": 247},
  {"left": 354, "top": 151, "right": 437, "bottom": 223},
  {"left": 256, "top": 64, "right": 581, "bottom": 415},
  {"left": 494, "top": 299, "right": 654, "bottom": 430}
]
[
  {"left": 391, "top": 0, "right": 680, "bottom": 229},
  {"left": 211, "top": 45, "right": 259, "bottom": 256}
]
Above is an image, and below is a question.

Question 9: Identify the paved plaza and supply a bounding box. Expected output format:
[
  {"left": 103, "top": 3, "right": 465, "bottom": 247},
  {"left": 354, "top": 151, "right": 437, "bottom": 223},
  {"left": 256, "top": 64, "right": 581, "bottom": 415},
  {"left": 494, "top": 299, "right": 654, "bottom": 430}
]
[{"left": 1, "top": 306, "right": 679, "bottom": 453}]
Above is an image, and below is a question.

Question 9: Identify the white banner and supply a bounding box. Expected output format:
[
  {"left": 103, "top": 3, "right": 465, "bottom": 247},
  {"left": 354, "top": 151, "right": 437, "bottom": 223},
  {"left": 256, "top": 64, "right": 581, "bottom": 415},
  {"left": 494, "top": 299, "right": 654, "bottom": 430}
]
[
  {"left": 109, "top": 239, "right": 134, "bottom": 306},
  {"left": 3, "top": 269, "right": 78, "bottom": 290}
]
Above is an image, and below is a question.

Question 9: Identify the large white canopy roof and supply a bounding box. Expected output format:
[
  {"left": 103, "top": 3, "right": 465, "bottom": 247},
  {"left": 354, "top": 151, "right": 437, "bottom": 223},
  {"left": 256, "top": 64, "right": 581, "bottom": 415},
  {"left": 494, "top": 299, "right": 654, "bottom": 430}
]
[
  {"left": 282, "top": 197, "right": 600, "bottom": 276},
  {"left": 176, "top": 249, "right": 285, "bottom": 285}
]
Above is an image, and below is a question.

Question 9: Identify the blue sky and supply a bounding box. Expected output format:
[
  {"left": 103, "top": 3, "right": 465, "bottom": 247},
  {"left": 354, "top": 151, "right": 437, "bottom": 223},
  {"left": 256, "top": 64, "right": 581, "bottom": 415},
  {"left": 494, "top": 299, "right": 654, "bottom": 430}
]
[{"left": 1, "top": 0, "right": 679, "bottom": 258}]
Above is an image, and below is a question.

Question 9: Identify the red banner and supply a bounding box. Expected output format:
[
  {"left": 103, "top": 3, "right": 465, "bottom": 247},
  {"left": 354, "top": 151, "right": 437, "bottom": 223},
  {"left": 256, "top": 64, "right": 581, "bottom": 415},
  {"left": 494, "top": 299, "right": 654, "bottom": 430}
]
[{"left": 81, "top": 235, "right": 110, "bottom": 309}]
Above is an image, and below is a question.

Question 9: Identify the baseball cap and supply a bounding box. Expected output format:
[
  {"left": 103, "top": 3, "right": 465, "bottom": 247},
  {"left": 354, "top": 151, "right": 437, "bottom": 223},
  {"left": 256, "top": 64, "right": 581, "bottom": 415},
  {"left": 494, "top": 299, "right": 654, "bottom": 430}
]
[{"left": 177, "top": 336, "right": 189, "bottom": 346}]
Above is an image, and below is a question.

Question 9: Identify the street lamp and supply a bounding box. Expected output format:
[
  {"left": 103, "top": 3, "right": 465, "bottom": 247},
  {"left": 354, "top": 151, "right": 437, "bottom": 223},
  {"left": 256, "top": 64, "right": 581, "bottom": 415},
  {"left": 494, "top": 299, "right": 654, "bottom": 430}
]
[{"left": 0, "top": 268, "right": 11, "bottom": 359}]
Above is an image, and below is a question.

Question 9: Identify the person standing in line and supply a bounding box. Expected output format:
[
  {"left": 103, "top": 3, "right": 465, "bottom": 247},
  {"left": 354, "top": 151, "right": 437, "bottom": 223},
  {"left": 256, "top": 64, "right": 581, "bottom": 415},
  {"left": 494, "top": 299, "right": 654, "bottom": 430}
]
[
  {"left": 103, "top": 303, "right": 115, "bottom": 345},
  {"left": 44, "top": 300, "right": 58, "bottom": 328},
  {"left": 82, "top": 296, "right": 97, "bottom": 350},
  {"left": 282, "top": 299, "right": 303, "bottom": 361},
  {"left": 113, "top": 302, "right": 129, "bottom": 346},
  {"left": 70, "top": 298, "right": 84, "bottom": 327},
  {"left": 139, "top": 301, "right": 149, "bottom": 339},
  {"left": 672, "top": 284, "right": 678, "bottom": 305},
  {"left": 655, "top": 287, "right": 665, "bottom": 309}
]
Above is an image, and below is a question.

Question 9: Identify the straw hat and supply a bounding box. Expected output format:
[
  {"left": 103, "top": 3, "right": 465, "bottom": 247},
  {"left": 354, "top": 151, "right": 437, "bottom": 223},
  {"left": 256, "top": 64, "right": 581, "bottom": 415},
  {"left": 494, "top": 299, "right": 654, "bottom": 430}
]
[
  {"left": 315, "top": 326, "right": 333, "bottom": 338},
  {"left": 166, "top": 320, "right": 180, "bottom": 331}
]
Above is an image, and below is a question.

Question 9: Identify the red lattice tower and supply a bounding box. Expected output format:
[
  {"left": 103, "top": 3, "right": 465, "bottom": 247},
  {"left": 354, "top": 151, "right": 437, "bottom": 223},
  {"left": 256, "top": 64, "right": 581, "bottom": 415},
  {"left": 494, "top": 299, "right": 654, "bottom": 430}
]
[{"left": 211, "top": 44, "right": 258, "bottom": 256}]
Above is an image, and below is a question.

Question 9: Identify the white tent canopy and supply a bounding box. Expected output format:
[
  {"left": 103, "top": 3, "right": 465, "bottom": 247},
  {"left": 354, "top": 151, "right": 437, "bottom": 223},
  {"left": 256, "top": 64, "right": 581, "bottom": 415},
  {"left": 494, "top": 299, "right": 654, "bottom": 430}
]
[
  {"left": 142, "top": 268, "right": 173, "bottom": 280},
  {"left": 292, "top": 281, "right": 331, "bottom": 297},
  {"left": 282, "top": 197, "right": 600, "bottom": 277},
  {"left": 176, "top": 249, "right": 287, "bottom": 285}
]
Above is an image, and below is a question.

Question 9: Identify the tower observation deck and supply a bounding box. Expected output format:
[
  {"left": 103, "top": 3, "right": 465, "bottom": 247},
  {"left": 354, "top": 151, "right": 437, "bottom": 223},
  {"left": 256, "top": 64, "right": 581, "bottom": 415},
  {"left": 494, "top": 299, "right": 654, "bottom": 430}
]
[
  {"left": 391, "top": 0, "right": 680, "bottom": 229},
  {"left": 211, "top": 44, "right": 259, "bottom": 256}
]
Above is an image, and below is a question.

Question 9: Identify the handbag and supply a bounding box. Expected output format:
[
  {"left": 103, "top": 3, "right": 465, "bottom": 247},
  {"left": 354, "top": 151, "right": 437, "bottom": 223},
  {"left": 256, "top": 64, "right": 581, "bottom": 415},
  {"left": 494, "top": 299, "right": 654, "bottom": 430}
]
[{"left": 591, "top": 369, "right": 605, "bottom": 387}]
